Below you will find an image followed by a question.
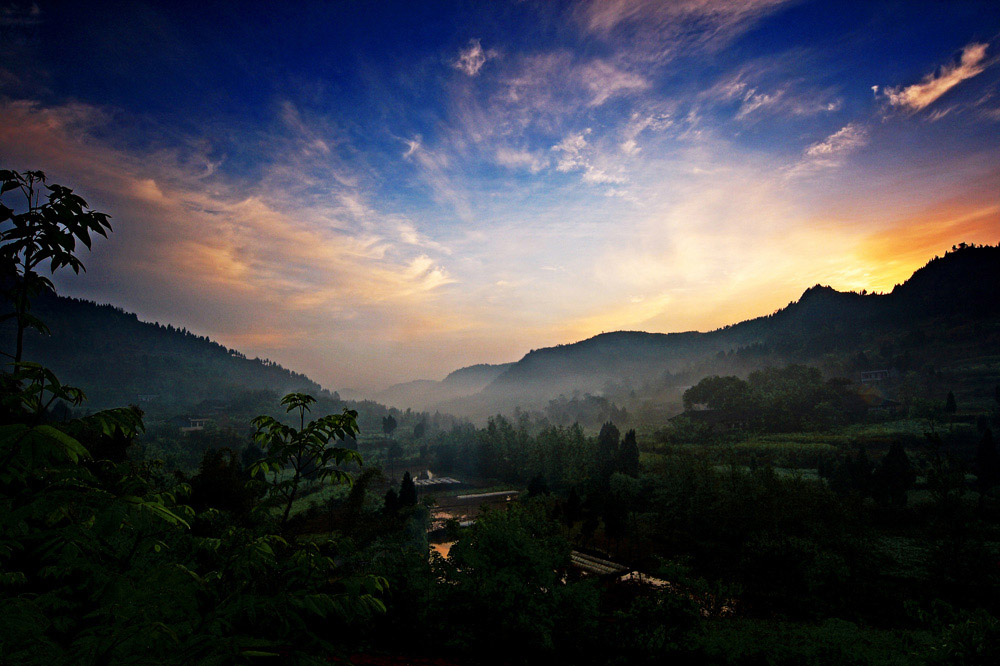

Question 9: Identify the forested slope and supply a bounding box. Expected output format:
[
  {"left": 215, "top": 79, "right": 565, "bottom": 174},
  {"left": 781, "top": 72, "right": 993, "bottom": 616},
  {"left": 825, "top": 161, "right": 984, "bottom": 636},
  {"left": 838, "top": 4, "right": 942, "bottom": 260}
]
[{"left": 1, "top": 290, "right": 325, "bottom": 411}]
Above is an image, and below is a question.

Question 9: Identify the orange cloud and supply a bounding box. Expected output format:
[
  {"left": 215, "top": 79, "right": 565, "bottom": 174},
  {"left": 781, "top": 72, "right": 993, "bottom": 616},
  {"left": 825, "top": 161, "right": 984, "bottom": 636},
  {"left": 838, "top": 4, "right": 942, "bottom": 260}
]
[{"left": 886, "top": 42, "right": 990, "bottom": 112}]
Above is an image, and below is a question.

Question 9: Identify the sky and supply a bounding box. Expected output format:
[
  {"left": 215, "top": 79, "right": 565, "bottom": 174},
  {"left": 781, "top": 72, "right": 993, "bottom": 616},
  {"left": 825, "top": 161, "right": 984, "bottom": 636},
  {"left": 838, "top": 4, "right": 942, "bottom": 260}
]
[{"left": 1, "top": 0, "right": 999, "bottom": 392}]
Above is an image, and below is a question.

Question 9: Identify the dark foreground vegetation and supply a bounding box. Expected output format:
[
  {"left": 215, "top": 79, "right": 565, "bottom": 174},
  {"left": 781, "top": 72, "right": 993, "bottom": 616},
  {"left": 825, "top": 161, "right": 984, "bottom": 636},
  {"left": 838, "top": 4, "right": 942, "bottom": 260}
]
[{"left": 2, "top": 171, "right": 1000, "bottom": 664}]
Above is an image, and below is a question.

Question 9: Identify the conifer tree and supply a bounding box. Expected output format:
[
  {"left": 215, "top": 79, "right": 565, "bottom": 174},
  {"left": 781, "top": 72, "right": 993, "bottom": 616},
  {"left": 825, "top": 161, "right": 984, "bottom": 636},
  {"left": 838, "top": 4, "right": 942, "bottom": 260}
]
[
  {"left": 617, "top": 429, "right": 640, "bottom": 477},
  {"left": 399, "top": 471, "right": 418, "bottom": 506}
]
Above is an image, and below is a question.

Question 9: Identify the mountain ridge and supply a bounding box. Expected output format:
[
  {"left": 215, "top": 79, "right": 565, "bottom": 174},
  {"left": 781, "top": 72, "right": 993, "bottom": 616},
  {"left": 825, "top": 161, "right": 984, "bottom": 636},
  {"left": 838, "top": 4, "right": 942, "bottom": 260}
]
[{"left": 469, "top": 244, "right": 1000, "bottom": 413}]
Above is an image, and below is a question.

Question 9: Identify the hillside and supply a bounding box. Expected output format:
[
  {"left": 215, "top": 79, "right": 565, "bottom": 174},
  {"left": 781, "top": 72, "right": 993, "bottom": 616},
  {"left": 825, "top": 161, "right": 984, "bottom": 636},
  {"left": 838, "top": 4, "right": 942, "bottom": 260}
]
[
  {"left": 375, "top": 362, "right": 513, "bottom": 410},
  {"left": 2, "top": 290, "right": 327, "bottom": 412},
  {"left": 469, "top": 244, "right": 1000, "bottom": 416}
]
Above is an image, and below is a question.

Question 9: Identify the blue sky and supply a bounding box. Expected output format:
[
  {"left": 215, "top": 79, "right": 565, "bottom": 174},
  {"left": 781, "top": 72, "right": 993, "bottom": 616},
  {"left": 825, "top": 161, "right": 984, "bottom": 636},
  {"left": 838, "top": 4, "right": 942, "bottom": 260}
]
[{"left": 2, "top": 0, "right": 999, "bottom": 391}]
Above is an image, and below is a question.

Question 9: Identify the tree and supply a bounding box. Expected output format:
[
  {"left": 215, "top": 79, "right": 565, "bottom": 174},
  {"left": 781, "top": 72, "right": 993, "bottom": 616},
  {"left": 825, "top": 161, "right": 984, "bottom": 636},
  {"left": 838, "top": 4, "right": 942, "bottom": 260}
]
[
  {"left": 563, "top": 487, "right": 583, "bottom": 525},
  {"left": 597, "top": 421, "right": 620, "bottom": 481},
  {"left": 945, "top": 391, "right": 958, "bottom": 414},
  {"left": 382, "top": 414, "right": 397, "bottom": 438},
  {"left": 0, "top": 170, "right": 112, "bottom": 364},
  {"left": 250, "top": 392, "right": 362, "bottom": 529},
  {"left": 387, "top": 439, "right": 403, "bottom": 480},
  {"left": 445, "top": 504, "right": 570, "bottom": 655},
  {"left": 873, "top": 442, "right": 915, "bottom": 506},
  {"left": 527, "top": 472, "right": 550, "bottom": 497},
  {"left": 617, "top": 428, "right": 640, "bottom": 477},
  {"left": 190, "top": 447, "right": 253, "bottom": 516},
  {"left": 683, "top": 375, "right": 749, "bottom": 411},
  {"left": 399, "top": 471, "right": 418, "bottom": 507},
  {"left": 413, "top": 419, "right": 426, "bottom": 439},
  {"left": 384, "top": 488, "right": 400, "bottom": 514}
]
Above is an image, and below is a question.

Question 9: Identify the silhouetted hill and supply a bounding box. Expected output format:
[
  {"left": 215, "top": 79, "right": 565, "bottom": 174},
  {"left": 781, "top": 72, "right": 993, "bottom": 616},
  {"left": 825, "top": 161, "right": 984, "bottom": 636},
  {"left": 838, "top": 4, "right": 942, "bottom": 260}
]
[
  {"left": 442, "top": 362, "right": 514, "bottom": 388},
  {"left": 480, "top": 244, "right": 1000, "bottom": 408},
  {"left": 376, "top": 362, "right": 513, "bottom": 410},
  {"left": 2, "top": 290, "right": 326, "bottom": 412}
]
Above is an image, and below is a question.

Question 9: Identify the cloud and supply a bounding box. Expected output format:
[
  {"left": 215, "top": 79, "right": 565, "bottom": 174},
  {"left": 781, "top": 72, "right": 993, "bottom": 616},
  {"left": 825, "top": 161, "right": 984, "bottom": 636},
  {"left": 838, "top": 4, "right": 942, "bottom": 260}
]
[
  {"left": 619, "top": 111, "right": 674, "bottom": 154},
  {"left": 552, "top": 130, "right": 591, "bottom": 172},
  {"left": 885, "top": 42, "right": 990, "bottom": 112},
  {"left": 402, "top": 135, "right": 421, "bottom": 158},
  {"left": 402, "top": 134, "right": 475, "bottom": 222},
  {"left": 453, "top": 38, "right": 496, "bottom": 76},
  {"left": 495, "top": 147, "right": 549, "bottom": 173},
  {"left": 551, "top": 129, "right": 628, "bottom": 187},
  {"left": 579, "top": 59, "right": 650, "bottom": 106},
  {"left": 702, "top": 68, "right": 843, "bottom": 121},
  {"left": 805, "top": 122, "right": 868, "bottom": 159},
  {"left": 576, "top": 0, "right": 792, "bottom": 63},
  {"left": 279, "top": 100, "right": 331, "bottom": 156},
  {"left": 496, "top": 52, "right": 648, "bottom": 115}
]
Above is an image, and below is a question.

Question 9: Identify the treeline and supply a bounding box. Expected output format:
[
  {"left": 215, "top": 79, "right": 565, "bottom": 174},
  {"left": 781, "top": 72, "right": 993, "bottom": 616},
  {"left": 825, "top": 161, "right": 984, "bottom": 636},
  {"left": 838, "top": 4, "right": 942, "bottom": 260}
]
[
  {"left": 423, "top": 415, "right": 638, "bottom": 491},
  {"left": 680, "top": 364, "right": 869, "bottom": 432}
]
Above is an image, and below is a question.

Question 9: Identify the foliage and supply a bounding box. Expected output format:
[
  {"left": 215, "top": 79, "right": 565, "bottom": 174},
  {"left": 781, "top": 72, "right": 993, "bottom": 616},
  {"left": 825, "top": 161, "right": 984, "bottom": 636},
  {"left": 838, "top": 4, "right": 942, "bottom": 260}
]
[
  {"left": 0, "top": 170, "right": 111, "bottom": 365},
  {"left": 250, "top": 392, "right": 362, "bottom": 529},
  {"left": 439, "top": 502, "right": 572, "bottom": 658},
  {"left": 682, "top": 365, "right": 869, "bottom": 433}
]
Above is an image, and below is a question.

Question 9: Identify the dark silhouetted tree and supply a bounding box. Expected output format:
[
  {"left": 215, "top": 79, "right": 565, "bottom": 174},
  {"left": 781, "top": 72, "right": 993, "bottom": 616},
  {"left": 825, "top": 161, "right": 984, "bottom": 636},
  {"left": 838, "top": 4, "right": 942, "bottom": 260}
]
[
  {"left": 399, "top": 471, "right": 418, "bottom": 507},
  {"left": 527, "top": 473, "right": 550, "bottom": 497},
  {"left": 384, "top": 488, "right": 400, "bottom": 514},
  {"left": 945, "top": 391, "right": 957, "bottom": 414},
  {"left": 617, "top": 428, "right": 640, "bottom": 477},
  {"left": 382, "top": 414, "right": 397, "bottom": 438},
  {"left": 564, "top": 487, "right": 583, "bottom": 526},
  {"left": 873, "top": 442, "right": 915, "bottom": 506},
  {"left": 191, "top": 448, "right": 252, "bottom": 516},
  {"left": 597, "top": 421, "right": 620, "bottom": 481}
]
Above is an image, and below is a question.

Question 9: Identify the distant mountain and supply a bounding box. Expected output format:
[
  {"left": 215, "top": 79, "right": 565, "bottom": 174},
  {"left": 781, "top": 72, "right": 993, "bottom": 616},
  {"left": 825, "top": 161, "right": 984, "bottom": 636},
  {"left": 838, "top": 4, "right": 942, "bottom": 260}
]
[
  {"left": 376, "top": 362, "right": 514, "bottom": 411},
  {"left": 2, "top": 290, "right": 327, "bottom": 412},
  {"left": 471, "top": 244, "right": 1000, "bottom": 413}
]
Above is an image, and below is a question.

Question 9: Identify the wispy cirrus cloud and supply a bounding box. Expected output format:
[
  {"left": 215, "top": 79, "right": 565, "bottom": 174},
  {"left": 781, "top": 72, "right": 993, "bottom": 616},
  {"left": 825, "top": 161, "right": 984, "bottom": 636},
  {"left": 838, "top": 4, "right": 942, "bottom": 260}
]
[
  {"left": 884, "top": 42, "right": 990, "bottom": 113},
  {"left": 579, "top": 59, "right": 650, "bottom": 106},
  {"left": 495, "top": 146, "right": 549, "bottom": 173},
  {"left": 552, "top": 129, "right": 628, "bottom": 188},
  {"left": 618, "top": 110, "right": 674, "bottom": 155},
  {"left": 453, "top": 38, "right": 497, "bottom": 77},
  {"left": 699, "top": 62, "right": 844, "bottom": 123},
  {"left": 576, "top": 0, "right": 793, "bottom": 63},
  {"left": 497, "top": 52, "right": 649, "bottom": 112},
  {"left": 804, "top": 122, "right": 868, "bottom": 160}
]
